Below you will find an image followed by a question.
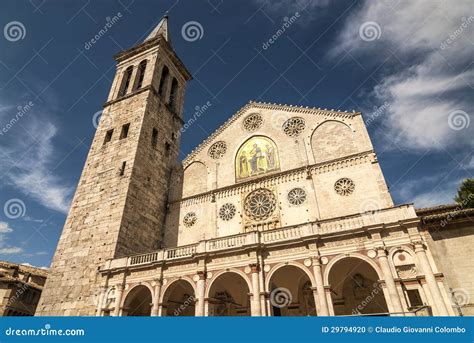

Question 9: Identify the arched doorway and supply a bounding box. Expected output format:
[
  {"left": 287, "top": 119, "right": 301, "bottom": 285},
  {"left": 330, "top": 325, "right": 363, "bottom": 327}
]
[
  {"left": 268, "top": 265, "right": 316, "bottom": 316},
  {"left": 328, "top": 257, "right": 388, "bottom": 316},
  {"left": 122, "top": 285, "right": 152, "bottom": 316},
  {"left": 208, "top": 272, "right": 251, "bottom": 316},
  {"left": 161, "top": 280, "right": 196, "bottom": 316}
]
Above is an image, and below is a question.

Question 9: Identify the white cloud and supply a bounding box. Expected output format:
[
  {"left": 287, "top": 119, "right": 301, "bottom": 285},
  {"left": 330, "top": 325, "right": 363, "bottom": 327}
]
[
  {"left": 331, "top": 0, "right": 474, "bottom": 151},
  {"left": 393, "top": 175, "right": 461, "bottom": 208},
  {"left": 0, "top": 221, "right": 23, "bottom": 255},
  {"left": 254, "top": 0, "right": 329, "bottom": 24},
  {"left": 0, "top": 105, "right": 73, "bottom": 213},
  {"left": 0, "top": 247, "right": 23, "bottom": 254}
]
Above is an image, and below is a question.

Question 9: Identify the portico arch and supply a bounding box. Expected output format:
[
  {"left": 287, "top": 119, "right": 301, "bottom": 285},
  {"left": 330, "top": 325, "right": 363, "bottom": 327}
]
[
  {"left": 206, "top": 270, "right": 252, "bottom": 316},
  {"left": 121, "top": 285, "right": 153, "bottom": 316},
  {"left": 266, "top": 264, "right": 317, "bottom": 316},
  {"left": 161, "top": 279, "right": 196, "bottom": 316},
  {"left": 326, "top": 255, "right": 388, "bottom": 316}
]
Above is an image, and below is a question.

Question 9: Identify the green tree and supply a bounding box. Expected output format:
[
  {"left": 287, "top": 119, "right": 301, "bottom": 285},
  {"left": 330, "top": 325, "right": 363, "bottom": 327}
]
[{"left": 455, "top": 178, "right": 474, "bottom": 208}]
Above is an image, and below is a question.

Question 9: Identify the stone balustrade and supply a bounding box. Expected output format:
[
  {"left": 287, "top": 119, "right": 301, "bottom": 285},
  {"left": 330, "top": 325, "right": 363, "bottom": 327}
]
[{"left": 101, "top": 204, "right": 417, "bottom": 271}]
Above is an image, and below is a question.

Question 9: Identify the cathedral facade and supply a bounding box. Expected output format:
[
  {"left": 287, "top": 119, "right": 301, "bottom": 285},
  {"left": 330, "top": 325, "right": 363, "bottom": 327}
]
[{"left": 36, "top": 16, "right": 472, "bottom": 317}]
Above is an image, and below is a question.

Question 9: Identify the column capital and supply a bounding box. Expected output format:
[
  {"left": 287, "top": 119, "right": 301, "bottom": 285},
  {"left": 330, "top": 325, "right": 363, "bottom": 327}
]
[
  {"left": 249, "top": 263, "right": 260, "bottom": 273},
  {"left": 375, "top": 246, "right": 388, "bottom": 257},
  {"left": 197, "top": 271, "right": 207, "bottom": 280},
  {"left": 412, "top": 240, "right": 425, "bottom": 251},
  {"left": 312, "top": 256, "right": 322, "bottom": 266}
]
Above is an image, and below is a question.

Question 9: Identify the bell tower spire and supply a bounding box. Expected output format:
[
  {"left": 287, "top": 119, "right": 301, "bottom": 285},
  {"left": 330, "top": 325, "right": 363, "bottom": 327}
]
[{"left": 145, "top": 14, "right": 170, "bottom": 43}]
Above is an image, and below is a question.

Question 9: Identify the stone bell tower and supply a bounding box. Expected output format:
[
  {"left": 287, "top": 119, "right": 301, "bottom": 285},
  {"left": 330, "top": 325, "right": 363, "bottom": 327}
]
[{"left": 37, "top": 16, "right": 192, "bottom": 315}]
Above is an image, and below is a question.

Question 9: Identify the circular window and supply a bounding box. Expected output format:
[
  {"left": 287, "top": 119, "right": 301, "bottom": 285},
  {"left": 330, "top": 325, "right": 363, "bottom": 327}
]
[
  {"left": 208, "top": 141, "right": 227, "bottom": 160},
  {"left": 219, "top": 203, "right": 236, "bottom": 221},
  {"left": 334, "top": 178, "right": 355, "bottom": 196},
  {"left": 243, "top": 113, "right": 263, "bottom": 132},
  {"left": 244, "top": 188, "right": 276, "bottom": 221},
  {"left": 282, "top": 117, "right": 306, "bottom": 137},
  {"left": 287, "top": 187, "right": 306, "bottom": 206},
  {"left": 183, "top": 212, "right": 197, "bottom": 227}
]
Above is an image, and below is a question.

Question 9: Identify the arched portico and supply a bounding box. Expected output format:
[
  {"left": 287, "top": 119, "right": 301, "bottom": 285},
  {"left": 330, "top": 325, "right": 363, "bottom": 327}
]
[
  {"left": 161, "top": 279, "right": 196, "bottom": 316},
  {"left": 121, "top": 285, "right": 153, "bottom": 316},
  {"left": 206, "top": 271, "right": 252, "bottom": 316},
  {"left": 266, "top": 264, "right": 317, "bottom": 316},
  {"left": 326, "top": 256, "right": 388, "bottom": 316}
]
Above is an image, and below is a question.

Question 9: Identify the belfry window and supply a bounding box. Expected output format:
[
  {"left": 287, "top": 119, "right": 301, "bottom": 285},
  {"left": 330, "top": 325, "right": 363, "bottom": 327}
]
[
  {"left": 103, "top": 129, "right": 113, "bottom": 145},
  {"left": 120, "top": 123, "right": 130, "bottom": 139},
  {"left": 119, "top": 161, "right": 126, "bottom": 176},
  {"left": 169, "top": 78, "right": 179, "bottom": 111},
  {"left": 118, "top": 66, "right": 133, "bottom": 98},
  {"left": 158, "top": 66, "right": 169, "bottom": 96},
  {"left": 134, "top": 60, "right": 147, "bottom": 91},
  {"left": 151, "top": 128, "right": 158, "bottom": 148}
]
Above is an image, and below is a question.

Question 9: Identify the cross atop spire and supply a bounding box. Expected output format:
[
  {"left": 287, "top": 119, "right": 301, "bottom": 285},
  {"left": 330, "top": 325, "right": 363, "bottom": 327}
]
[{"left": 144, "top": 14, "right": 170, "bottom": 43}]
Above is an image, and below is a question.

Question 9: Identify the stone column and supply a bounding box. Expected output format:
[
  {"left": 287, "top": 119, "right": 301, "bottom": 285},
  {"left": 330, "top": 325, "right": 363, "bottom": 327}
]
[
  {"left": 258, "top": 255, "right": 267, "bottom": 316},
  {"left": 113, "top": 284, "right": 124, "bottom": 316},
  {"left": 151, "top": 280, "right": 162, "bottom": 316},
  {"left": 195, "top": 271, "right": 206, "bottom": 316},
  {"left": 376, "top": 247, "right": 404, "bottom": 315},
  {"left": 96, "top": 286, "right": 107, "bottom": 316},
  {"left": 312, "top": 257, "right": 329, "bottom": 316},
  {"left": 250, "top": 264, "right": 261, "bottom": 316},
  {"left": 414, "top": 241, "right": 449, "bottom": 315}
]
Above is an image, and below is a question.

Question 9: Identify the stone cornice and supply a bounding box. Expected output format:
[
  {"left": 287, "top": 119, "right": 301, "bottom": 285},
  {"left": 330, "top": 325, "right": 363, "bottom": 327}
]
[
  {"left": 182, "top": 101, "right": 360, "bottom": 167},
  {"left": 175, "top": 150, "right": 375, "bottom": 207}
]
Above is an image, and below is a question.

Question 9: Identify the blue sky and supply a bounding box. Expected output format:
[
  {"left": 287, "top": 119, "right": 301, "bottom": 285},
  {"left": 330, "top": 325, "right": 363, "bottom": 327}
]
[{"left": 0, "top": 0, "right": 472, "bottom": 268}]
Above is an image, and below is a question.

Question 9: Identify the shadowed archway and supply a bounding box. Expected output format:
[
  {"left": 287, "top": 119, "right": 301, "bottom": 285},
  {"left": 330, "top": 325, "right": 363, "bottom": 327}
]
[
  {"left": 328, "top": 257, "right": 388, "bottom": 316},
  {"left": 122, "top": 285, "right": 152, "bottom": 316}
]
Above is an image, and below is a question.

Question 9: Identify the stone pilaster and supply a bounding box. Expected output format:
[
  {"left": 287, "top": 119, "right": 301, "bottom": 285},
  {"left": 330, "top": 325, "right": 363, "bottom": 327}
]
[
  {"left": 376, "top": 247, "right": 404, "bottom": 315},
  {"left": 413, "top": 241, "right": 449, "bottom": 315}
]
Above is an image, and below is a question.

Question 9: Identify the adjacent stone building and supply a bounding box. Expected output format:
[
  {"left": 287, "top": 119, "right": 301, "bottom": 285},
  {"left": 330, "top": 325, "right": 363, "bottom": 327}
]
[
  {"left": 0, "top": 261, "right": 47, "bottom": 316},
  {"left": 36, "top": 15, "right": 473, "bottom": 317}
]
